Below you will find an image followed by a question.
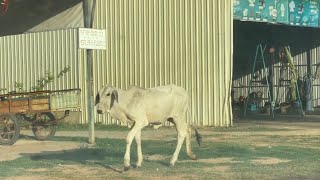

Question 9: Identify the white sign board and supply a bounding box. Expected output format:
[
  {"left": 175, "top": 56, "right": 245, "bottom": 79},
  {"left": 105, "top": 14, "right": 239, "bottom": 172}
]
[{"left": 79, "top": 28, "right": 106, "bottom": 50}]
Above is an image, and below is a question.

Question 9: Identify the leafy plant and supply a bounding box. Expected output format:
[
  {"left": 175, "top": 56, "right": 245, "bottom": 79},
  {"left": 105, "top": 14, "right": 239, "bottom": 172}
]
[
  {"left": 32, "top": 71, "right": 55, "bottom": 91},
  {"left": 32, "top": 66, "right": 70, "bottom": 91},
  {"left": 0, "top": 66, "right": 70, "bottom": 93},
  {"left": 57, "top": 66, "right": 71, "bottom": 78},
  {"left": 14, "top": 82, "right": 24, "bottom": 92}
]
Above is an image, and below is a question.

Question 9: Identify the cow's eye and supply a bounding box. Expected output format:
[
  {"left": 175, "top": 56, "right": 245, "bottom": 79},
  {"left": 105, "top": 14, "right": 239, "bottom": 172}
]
[{"left": 106, "top": 93, "right": 111, "bottom": 96}]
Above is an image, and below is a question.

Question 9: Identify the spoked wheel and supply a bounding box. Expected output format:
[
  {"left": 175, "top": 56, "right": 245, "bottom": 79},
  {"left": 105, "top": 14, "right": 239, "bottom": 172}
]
[
  {"left": 32, "top": 112, "right": 57, "bottom": 141},
  {"left": 0, "top": 114, "right": 20, "bottom": 145}
]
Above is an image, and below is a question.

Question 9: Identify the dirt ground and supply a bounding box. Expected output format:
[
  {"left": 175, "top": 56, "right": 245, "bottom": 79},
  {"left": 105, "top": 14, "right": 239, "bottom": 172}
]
[{"left": 1, "top": 118, "right": 320, "bottom": 180}]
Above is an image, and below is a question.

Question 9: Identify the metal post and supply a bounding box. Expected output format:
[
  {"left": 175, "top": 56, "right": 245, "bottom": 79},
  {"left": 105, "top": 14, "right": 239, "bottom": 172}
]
[
  {"left": 306, "top": 50, "right": 313, "bottom": 112},
  {"left": 83, "top": 0, "right": 96, "bottom": 144},
  {"left": 86, "top": 49, "right": 94, "bottom": 144}
]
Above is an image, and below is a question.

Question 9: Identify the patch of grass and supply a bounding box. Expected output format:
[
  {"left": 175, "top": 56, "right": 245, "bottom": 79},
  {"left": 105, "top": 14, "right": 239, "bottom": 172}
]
[
  {"left": 4, "top": 137, "right": 320, "bottom": 178},
  {"left": 0, "top": 156, "right": 56, "bottom": 177},
  {"left": 57, "top": 122, "right": 129, "bottom": 131},
  {"left": 213, "top": 126, "right": 291, "bottom": 132},
  {"left": 266, "top": 135, "right": 320, "bottom": 146},
  {"left": 1, "top": 126, "right": 320, "bottom": 179}
]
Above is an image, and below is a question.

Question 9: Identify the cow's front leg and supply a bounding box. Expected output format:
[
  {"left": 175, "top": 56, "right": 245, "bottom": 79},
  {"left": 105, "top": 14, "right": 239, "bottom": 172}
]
[{"left": 124, "top": 122, "right": 145, "bottom": 171}]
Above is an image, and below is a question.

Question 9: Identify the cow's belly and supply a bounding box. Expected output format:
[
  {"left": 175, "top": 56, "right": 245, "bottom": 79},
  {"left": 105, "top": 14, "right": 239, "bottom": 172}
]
[
  {"left": 145, "top": 102, "right": 173, "bottom": 123},
  {"left": 146, "top": 111, "right": 170, "bottom": 123}
]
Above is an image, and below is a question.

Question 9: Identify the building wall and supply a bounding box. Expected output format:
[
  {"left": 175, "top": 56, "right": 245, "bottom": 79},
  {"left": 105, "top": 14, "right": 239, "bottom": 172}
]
[
  {"left": 0, "top": 0, "right": 233, "bottom": 127},
  {"left": 0, "top": 29, "right": 82, "bottom": 93},
  {"left": 89, "top": 0, "right": 233, "bottom": 127}
]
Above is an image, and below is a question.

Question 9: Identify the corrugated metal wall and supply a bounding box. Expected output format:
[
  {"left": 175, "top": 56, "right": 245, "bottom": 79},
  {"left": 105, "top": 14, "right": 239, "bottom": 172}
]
[
  {"left": 0, "top": 29, "right": 91, "bottom": 125},
  {"left": 0, "top": 0, "right": 233, "bottom": 127},
  {"left": 310, "top": 47, "right": 320, "bottom": 108},
  {"left": 87, "top": 0, "right": 233, "bottom": 127},
  {"left": 0, "top": 29, "right": 82, "bottom": 93}
]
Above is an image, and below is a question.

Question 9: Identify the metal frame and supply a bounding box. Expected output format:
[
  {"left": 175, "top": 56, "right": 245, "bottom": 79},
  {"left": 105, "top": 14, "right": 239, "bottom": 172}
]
[{"left": 244, "top": 44, "right": 274, "bottom": 118}]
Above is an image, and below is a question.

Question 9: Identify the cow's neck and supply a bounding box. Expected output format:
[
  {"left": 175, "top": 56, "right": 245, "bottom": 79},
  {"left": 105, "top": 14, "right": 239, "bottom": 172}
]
[{"left": 114, "top": 88, "right": 131, "bottom": 108}]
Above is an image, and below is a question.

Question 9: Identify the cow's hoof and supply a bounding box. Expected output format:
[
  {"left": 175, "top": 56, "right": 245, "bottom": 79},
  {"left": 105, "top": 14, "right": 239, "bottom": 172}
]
[
  {"left": 135, "top": 165, "right": 141, "bottom": 169},
  {"left": 169, "top": 163, "right": 175, "bottom": 167},
  {"left": 124, "top": 166, "right": 130, "bottom": 171},
  {"left": 191, "top": 155, "right": 197, "bottom": 160}
]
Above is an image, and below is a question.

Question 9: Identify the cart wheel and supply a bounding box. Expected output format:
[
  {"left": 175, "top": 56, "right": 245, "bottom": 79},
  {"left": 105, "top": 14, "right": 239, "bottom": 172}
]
[
  {"left": 0, "top": 114, "right": 20, "bottom": 145},
  {"left": 32, "top": 112, "right": 57, "bottom": 141}
]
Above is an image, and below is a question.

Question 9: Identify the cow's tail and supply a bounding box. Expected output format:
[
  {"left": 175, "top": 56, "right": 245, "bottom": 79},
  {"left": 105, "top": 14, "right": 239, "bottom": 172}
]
[
  {"left": 187, "top": 107, "right": 202, "bottom": 146},
  {"left": 194, "top": 128, "right": 202, "bottom": 146}
]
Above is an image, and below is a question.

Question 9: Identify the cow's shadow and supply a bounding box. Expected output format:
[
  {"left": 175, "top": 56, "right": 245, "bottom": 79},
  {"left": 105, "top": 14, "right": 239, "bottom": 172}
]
[
  {"left": 18, "top": 136, "right": 125, "bottom": 172},
  {"left": 18, "top": 136, "right": 175, "bottom": 172}
]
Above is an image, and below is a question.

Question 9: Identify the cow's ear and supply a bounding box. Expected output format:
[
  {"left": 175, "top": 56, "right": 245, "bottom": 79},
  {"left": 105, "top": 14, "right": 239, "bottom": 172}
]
[
  {"left": 95, "top": 93, "right": 100, "bottom": 105},
  {"left": 112, "top": 90, "right": 118, "bottom": 102},
  {"left": 110, "top": 90, "right": 118, "bottom": 109}
]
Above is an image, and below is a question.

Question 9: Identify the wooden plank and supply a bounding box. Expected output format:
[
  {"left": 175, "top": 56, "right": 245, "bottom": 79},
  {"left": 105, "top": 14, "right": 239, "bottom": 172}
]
[
  {"left": 31, "top": 98, "right": 49, "bottom": 105},
  {"left": 11, "top": 100, "right": 29, "bottom": 107},
  {"left": 31, "top": 98, "right": 50, "bottom": 111},
  {"left": 8, "top": 99, "right": 29, "bottom": 112},
  {"left": 31, "top": 104, "right": 50, "bottom": 111},
  {"left": 0, "top": 101, "right": 9, "bottom": 108},
  {"left": 10, "top": 106, "right": 29, "bottom": 113},
  {"left": 0, "top": 107, "right": 9, "bottom": 113},
  {"left": 0, "top": 97, "right": 50, "bottom": 113}
]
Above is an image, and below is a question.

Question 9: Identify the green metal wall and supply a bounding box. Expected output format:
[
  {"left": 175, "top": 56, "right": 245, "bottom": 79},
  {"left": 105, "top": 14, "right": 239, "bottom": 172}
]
[{"left": 89, "top": 0, "right": 233, "bottom": 127}]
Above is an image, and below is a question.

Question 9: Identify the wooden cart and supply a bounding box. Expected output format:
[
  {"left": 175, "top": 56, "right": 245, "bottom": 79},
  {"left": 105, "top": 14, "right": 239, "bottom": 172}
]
[{"left": 0, "top": 89, "right": 81, "bottom": 145}]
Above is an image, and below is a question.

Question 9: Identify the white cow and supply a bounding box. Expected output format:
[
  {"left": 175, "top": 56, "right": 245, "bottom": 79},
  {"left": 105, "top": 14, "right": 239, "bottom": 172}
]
[{"left": 95, "top": 84, "right": 201, "bottom": 171}]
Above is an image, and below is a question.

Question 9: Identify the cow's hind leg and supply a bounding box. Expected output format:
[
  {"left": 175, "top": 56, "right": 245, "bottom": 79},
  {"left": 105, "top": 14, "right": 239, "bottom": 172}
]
[
  {"left": 169, "top": 118, "right": 187, "bottom": 166},
  {"left": 186, "top": 125, "right": 197, "bottom": 160}
]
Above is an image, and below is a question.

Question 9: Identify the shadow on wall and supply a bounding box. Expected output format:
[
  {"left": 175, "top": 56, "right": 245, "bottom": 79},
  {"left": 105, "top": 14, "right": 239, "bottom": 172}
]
[
  {"left": 0, "top": 0, "right": 82, "bottom": 36},
  {"left": 233, "top": 20, "right": 320, "bottom": 80}
]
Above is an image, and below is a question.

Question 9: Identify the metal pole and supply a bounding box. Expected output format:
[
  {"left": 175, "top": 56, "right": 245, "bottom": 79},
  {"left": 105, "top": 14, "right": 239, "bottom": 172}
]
[
  {"left": 83, "top": 0, "right": 95, "bottom": 144},
  {"left": 306, "top": 50, "right": 313, "bottom": 112}
]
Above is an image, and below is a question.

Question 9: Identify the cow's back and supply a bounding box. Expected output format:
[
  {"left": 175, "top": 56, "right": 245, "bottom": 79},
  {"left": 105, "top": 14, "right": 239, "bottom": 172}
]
[
  {"left": 151, "top": 84, "right": 188, "bottom": 98},
  {"left": 125, "top": 85, "right": 189, "bottom": 122},
  {"left": 146, "top": 85, "right": 189, "bottom": 120}
]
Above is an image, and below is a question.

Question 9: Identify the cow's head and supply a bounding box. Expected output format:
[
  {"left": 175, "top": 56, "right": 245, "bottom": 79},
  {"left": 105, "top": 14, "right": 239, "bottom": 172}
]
[{"left": 95, "top": 85, "right": 118, "bottom": 114}]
